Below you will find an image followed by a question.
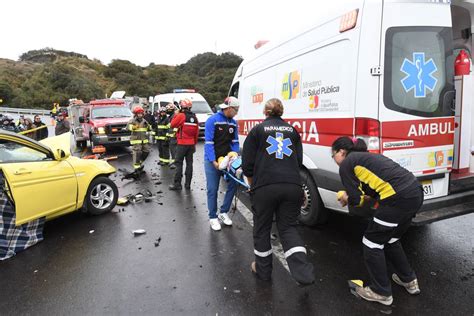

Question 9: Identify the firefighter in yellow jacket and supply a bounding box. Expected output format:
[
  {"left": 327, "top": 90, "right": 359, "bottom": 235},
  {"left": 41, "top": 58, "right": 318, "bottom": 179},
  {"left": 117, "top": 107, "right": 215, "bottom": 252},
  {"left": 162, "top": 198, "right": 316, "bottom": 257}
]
[{"left": 127, "top": 106, "right": 152, "bottom": 174}]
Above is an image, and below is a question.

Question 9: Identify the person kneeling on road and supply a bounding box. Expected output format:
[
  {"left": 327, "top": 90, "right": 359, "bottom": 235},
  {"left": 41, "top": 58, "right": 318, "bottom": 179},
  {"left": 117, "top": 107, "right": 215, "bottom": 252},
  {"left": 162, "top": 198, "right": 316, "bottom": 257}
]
[
  {"left": 242, "top": 98, "right": 315, "bottom": 286},
  {"left": 169, "top": 99, "right": 199, "bottom": 190},
  {"left": 204, "top": 96, "right": 240, "bottom": 231},
  {"left": 128, "top": 106, "right": 152, "bottom": 175},
  {"left": 332, "top": 136, "right": 423, "bottom": 306}
]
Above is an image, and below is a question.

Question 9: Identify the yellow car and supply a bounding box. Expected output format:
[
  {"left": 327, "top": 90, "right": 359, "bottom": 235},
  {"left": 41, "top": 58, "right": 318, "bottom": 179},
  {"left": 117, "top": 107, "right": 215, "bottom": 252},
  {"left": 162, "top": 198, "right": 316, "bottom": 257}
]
[{"left": 0, "top": 130, "right": 118, "bottom": 226}]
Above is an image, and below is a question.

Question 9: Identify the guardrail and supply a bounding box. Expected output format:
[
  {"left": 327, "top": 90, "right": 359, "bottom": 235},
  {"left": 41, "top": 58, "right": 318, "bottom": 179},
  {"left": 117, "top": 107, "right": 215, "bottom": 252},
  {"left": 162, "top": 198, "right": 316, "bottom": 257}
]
[{"left": 0, "top": 106, "right": 50, "bottom": 116}]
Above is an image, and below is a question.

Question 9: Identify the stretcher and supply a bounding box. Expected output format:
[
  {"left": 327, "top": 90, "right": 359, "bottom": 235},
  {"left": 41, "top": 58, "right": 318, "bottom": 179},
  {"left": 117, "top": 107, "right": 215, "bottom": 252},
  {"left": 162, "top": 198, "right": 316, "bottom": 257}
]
[{"left": 222, "top": 157, "right": 249, "bottom": 189}]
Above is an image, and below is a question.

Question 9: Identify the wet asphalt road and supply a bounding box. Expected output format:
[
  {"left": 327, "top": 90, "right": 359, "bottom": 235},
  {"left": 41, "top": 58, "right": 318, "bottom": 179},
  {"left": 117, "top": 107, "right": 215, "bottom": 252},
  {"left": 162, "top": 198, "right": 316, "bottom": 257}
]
[{"left": 0, "top": 141, "right": 473, "bottom": 315}]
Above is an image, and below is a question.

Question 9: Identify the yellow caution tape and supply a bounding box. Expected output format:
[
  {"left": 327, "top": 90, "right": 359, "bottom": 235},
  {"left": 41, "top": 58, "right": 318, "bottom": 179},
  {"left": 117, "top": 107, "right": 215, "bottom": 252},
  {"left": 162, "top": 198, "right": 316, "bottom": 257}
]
[{"left": 18, "top": 125, "right": 48, "bottom": 135}]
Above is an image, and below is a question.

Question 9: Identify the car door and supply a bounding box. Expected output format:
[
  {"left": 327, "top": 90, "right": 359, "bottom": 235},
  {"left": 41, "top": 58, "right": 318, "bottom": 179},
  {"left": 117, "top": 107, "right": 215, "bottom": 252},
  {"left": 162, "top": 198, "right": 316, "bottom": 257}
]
[
  {"left": 0, "top": 133, "right": 77, "bottom": 225},
  {"left": 378, "top": 1, "right": 454, "bottom": 200}
]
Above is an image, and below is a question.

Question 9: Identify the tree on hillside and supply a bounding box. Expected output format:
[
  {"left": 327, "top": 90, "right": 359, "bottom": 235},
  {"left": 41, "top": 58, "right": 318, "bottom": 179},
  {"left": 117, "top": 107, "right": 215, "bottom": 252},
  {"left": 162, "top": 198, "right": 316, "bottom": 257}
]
[
  {"left": 2, "top": 49, "right": 242, "bottom": 109},
  {"left": 0, "top": 82, "right": 14, "bottom": 105}
]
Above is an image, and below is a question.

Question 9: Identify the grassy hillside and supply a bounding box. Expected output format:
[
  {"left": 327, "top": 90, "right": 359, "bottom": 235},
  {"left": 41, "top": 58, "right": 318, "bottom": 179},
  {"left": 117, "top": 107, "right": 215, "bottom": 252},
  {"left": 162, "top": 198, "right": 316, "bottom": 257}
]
[{"left": 0, "top": 48, "right": 242, "bottom": 109}]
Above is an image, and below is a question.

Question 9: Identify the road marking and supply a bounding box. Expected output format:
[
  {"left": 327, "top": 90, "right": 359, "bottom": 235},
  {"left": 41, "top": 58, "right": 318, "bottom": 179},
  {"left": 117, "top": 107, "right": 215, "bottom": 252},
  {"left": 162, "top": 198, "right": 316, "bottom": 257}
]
[{"left": 234, "top": 202, "right": 290, "bottom": 273}]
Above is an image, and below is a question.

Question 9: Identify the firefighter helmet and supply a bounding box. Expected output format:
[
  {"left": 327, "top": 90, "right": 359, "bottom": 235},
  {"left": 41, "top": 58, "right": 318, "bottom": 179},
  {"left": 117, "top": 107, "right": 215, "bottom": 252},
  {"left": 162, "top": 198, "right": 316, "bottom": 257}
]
[
  {"left": 133, "top": 106, "right": 144, "bottom": 114},
  {"left": 179, "top": 98, "right": 192, "bottom": 109}
]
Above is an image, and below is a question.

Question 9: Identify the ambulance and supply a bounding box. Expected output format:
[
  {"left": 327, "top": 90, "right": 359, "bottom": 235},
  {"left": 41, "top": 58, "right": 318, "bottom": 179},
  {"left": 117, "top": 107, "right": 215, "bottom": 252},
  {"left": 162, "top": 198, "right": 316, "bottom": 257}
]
[
  {"left": 231, "top": 0, "right": 474, "bottom": 225},
  {"left": 151, "top": 89, "right": 214, "bottom": 137}
]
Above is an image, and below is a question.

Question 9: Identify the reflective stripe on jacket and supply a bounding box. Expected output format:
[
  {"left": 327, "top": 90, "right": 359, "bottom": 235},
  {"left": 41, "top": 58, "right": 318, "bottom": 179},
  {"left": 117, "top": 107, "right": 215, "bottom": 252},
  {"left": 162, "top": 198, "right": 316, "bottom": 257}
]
[{"left": 127, "top": 117, "right": 151, "bottom": 144}]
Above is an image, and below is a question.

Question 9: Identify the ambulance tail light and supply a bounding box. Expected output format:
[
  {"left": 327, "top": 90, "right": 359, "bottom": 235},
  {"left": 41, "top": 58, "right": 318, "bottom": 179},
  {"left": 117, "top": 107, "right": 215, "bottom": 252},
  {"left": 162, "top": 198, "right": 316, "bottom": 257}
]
[{"left": 355, "top": 118, "right": 380, "bottom": 153}]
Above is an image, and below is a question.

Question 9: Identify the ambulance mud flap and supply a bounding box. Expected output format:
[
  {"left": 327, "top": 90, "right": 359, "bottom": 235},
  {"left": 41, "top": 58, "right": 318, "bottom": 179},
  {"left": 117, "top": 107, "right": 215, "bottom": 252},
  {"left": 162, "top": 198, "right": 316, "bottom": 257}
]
[{"left": 299, "top": 170, "right": 328, "bottom": 226}]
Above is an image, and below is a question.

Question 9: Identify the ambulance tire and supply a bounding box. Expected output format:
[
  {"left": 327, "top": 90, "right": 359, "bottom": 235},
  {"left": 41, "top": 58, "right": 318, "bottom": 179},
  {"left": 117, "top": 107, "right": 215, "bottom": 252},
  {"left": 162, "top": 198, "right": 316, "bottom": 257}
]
[{"left": 299, "top": 170, "right": 328, "bottom": 226}]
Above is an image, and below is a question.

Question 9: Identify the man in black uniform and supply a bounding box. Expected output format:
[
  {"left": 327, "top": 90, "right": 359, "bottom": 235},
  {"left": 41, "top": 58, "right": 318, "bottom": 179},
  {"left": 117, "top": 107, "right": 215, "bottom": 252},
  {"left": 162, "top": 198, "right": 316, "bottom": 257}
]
[{"left": 242, "top": 98, "right": 315, "bottom": 286}]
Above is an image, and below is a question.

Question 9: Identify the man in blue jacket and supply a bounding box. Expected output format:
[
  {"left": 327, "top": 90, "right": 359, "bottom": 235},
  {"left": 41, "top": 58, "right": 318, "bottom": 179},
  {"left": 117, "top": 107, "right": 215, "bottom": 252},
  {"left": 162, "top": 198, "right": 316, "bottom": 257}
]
[{"left": 204, "top": 97, "right": 240, "bottom": 231}]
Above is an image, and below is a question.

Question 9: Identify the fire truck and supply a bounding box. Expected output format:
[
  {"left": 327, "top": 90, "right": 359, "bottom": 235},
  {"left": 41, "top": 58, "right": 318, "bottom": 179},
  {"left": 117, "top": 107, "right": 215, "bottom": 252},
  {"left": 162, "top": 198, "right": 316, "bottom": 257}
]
[{"left": 70, "top": 97, "right": 133, "bottom": 148}]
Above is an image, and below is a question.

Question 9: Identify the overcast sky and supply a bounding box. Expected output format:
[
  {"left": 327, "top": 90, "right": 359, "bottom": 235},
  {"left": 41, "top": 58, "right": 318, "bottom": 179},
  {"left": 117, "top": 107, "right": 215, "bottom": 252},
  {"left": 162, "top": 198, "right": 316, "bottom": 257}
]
[{"left": 1, "top": 0, "right": 358, "bottom": 66}]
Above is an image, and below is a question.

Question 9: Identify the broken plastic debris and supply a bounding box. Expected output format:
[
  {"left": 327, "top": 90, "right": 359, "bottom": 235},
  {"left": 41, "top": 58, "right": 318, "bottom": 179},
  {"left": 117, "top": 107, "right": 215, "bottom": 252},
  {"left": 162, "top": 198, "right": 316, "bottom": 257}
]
[
  {"left": 117, "top": 197, "right": 130, "bottom": 205},
  {"left": 133, "top": 229, "right": 146, "bottom": 236},
  {"left": 130, "top": 193, "right": 144, "bottom": 203},
  {"left": 154, "top": 236, "right": 162, "bottom": 247}
]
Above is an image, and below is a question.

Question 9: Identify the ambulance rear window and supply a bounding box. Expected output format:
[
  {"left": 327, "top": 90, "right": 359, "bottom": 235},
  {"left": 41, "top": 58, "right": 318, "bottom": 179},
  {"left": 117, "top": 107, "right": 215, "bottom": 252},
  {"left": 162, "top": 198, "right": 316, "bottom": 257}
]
[{"left": 384, "top": 26, "right": 454, "bottom": 117}]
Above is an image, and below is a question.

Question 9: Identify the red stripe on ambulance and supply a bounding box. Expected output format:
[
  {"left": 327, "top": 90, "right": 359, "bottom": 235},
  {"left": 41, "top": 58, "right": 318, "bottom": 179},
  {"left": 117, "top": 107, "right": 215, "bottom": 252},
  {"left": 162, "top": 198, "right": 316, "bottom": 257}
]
[
  {"left": 238, "top": 118, "right": 354, "bottom": 146},
  {"left": 382, "top": 117, "right": 455, "bottom": 151}
]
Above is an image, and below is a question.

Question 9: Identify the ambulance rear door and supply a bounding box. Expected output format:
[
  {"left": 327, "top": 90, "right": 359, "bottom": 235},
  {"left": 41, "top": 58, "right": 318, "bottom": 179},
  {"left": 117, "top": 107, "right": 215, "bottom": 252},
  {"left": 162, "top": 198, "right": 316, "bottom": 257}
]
[{"left": 378, "top": 0, "right": 455, "bottom": 200}]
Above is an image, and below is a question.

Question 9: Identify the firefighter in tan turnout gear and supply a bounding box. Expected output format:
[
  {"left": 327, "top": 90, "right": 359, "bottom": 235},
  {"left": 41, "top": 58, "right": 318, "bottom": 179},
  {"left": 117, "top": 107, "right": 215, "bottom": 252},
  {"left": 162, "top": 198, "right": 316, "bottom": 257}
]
[{"left": 127, "top": 106, "right": 152, "bottom": 176}]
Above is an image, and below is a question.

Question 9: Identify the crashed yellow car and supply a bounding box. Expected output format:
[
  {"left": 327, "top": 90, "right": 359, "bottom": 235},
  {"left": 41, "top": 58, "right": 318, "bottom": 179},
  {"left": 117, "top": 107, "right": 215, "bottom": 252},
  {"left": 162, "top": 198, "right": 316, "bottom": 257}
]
[{"left": 0, "top": 130, "right": 118, "bottom": 225}]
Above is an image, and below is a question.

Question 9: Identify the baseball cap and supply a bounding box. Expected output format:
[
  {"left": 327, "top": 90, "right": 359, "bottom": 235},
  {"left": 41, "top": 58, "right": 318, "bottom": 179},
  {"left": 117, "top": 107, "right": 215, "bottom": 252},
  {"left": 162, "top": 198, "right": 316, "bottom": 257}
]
[{"left": 219, "top": 96, "right": 239, "bottom": 109}]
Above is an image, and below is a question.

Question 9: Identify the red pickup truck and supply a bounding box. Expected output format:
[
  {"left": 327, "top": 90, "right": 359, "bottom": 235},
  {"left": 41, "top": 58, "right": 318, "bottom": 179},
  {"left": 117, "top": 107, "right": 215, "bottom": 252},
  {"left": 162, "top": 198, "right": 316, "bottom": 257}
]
[{"left": 72, "top": 99, "right": 133, "bottom": 148}]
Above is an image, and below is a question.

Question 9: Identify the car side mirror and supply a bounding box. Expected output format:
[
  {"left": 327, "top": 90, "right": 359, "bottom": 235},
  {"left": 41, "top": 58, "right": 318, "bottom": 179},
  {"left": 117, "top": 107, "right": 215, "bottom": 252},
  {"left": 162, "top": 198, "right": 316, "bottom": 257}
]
[{"left": 55, "top": 149, "right": 70, "bottom": 161}]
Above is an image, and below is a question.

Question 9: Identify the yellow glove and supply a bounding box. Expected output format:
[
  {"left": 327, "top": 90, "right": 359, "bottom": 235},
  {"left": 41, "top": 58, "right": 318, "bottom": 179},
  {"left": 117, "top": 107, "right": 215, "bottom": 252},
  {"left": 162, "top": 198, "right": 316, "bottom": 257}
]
[
  {"left": 228, "top": 151, "right": 238, "bottom": 158},
  {"left": 337, "top": 190, "right": 346, "bottom": 200}
]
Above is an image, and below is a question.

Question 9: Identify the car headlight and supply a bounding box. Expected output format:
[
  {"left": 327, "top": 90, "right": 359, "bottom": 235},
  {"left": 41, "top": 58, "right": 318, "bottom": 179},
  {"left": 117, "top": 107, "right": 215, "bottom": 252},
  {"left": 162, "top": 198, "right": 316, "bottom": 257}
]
[{"left": 97, "top": 127, "right": 106, "bottom": 134}]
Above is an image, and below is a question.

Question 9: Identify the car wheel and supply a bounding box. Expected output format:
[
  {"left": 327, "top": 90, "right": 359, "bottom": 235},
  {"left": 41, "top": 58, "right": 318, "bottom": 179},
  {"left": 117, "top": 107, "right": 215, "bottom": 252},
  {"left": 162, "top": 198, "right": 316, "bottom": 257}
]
[
  {"left": 85, "top": 176, "right": 118, "bottom": 215},
  {"left": 299, "top": 169, "right": 328, "bottom": 225}
]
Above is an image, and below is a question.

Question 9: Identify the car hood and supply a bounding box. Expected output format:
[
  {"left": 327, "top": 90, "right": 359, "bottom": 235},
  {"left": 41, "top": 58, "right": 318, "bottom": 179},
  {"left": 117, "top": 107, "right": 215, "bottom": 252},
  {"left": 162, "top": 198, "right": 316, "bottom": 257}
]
[
  {"left": 41, "top": 133, "right": 116, "bottom": 174},
  {"left": 40, "top": 133, "right": 71, "bottom": 155},
  {"left": 90, "top": 117, "right": 131, "bottom": 127}
]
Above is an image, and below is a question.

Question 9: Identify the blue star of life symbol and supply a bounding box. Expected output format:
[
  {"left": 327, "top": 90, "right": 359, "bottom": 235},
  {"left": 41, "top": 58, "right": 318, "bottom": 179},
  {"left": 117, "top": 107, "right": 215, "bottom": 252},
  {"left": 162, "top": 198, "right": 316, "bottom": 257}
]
[
  {"left": 400, "top": 52, "right": 438, "bottom": 98},
  {"left": 266, "top": 132, "right": 293, "bottom": 159}
]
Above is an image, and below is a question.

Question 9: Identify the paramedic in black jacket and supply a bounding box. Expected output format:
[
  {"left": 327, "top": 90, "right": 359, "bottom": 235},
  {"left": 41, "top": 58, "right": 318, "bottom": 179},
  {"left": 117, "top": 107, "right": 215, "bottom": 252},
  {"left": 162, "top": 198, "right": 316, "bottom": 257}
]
[
  {"left": 332, "top": 136, "right": 423, "bottom": 306},
  {"left": 242, "top": 98, "right": 314, "bottom": 286}
]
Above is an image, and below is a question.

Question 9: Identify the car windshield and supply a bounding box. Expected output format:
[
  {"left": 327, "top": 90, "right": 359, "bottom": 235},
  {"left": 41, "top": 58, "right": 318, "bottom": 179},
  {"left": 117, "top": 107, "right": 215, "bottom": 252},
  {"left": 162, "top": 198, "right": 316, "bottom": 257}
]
[
  {"left": 0, "top": 141, "right": 49, "bottom": 163},
  {"left": 192, "top": 101, "right": 212, "bottom": 114},
  {"left": 91, "top": 107, "right": 132, "bottom": 119}
]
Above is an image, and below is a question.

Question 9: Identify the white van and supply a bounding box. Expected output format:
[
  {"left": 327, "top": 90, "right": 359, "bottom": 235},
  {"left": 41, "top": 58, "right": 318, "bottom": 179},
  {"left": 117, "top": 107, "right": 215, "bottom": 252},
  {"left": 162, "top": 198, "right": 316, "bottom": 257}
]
[
  {"left": 230, "top": 0, "right": 474, "bottom": 225},
  {"left": 152, "top": 89, "right": 214, "bottom": 137}
]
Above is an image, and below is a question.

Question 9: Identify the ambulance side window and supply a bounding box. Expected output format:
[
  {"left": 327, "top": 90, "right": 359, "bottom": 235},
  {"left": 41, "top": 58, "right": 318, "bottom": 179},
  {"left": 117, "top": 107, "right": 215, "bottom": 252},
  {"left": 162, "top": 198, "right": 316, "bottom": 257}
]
[
  {"left": 384, "top": 26, "right": 454, "bottom": 117},
  {"left": 230, "top": 82, "right": 239, "bottom": 98}
]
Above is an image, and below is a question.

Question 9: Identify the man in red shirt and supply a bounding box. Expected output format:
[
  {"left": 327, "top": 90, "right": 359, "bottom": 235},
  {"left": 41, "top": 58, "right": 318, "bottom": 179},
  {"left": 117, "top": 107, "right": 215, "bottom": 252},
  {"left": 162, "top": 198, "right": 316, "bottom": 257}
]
[{"left": 169, "top": 98, "right": 199, "bottom": 190}]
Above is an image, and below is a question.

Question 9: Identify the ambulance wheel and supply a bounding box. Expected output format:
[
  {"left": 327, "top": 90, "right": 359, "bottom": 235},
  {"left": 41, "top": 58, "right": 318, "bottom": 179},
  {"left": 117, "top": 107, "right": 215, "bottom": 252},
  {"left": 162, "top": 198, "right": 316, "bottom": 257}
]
[
  {"left": 85, "top": 176, "right": 118, "bottom": 215},
  {"left": 299, "top": 170, "right": 328, "bottom": 225}
]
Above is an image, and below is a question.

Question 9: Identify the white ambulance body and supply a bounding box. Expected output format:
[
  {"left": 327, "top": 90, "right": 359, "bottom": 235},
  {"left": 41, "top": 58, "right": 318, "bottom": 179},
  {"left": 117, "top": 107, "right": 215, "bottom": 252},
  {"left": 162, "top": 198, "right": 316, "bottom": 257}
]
[
  {"left": 152, "top": 90, "right": 214, "bottom": 137},
  {"left": 231, "top": 0, "right": 474, "bottom": 225}
]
